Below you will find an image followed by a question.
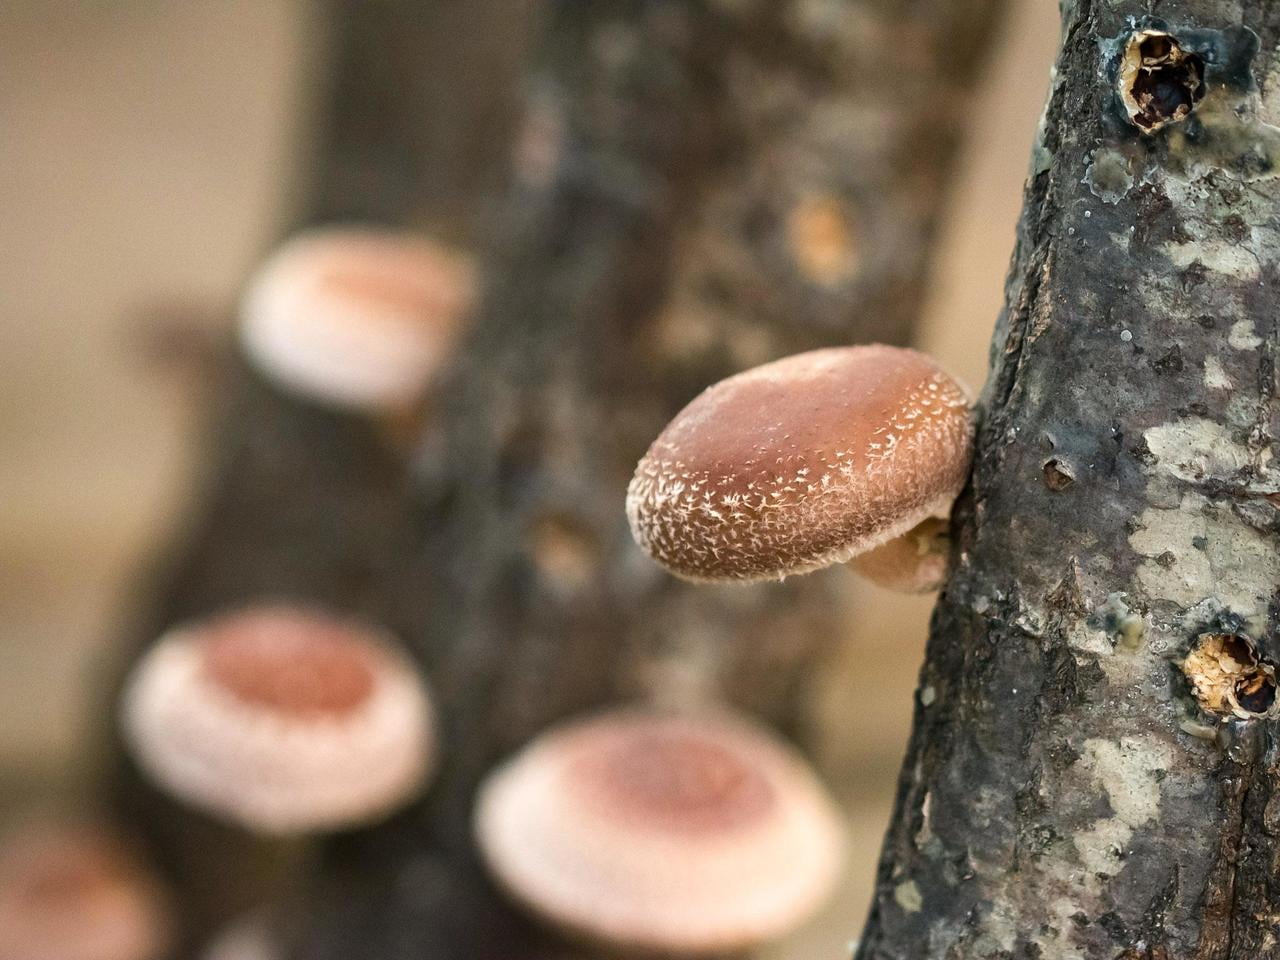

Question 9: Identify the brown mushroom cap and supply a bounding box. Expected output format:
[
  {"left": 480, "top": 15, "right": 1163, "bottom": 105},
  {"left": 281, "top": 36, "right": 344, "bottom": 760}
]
[
  {"left": 850, "top": 516, "right": 952, "bottom": 593},
  {"left": 626, "top": 345, "right": 972, "bottom": 582},
  {"left": 0, "top": 823, "right": 169, "bottom": 960},
  {"left": 474, "top": 709, "right": 845, "bottom": 954},
  {"left": 239, "top": 228, "right": 476, "bottom": 410},
  {"left": 120, "top": 605, "right": 435, "bottom": 834}
]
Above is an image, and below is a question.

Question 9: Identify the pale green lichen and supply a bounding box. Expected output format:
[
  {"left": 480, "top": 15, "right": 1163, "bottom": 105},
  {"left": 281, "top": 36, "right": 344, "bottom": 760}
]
[
  {"left": 1203, "top": 355, "right": 1233, "bottom": 391},
  {"left": 893, "top": 879, "right": 923, "bottom": 913},
  {"left": 1074, "top": 736, "right": 1175, "bottom": 875},
  {"left": 1129, "top": 493, "right": 1280, "bottom": 612},
  {"left": 1144, "top": 417, "right": 1271, "bottom": 487},
  {"left": 1163, "top": 239, "right": 1261, "bottom": 280},
  {"left": 1228, "top": 318, "right": 1264, "bottom": 350}
]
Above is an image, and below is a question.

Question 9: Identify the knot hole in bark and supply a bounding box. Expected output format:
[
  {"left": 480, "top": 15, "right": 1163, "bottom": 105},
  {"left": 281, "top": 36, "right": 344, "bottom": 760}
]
[
  {"left": 1042, "top": 457, "right": 1076, "bottom": 491},
  {"left": 1120, "top": 31, "right": 1206, "bottom": 133}
]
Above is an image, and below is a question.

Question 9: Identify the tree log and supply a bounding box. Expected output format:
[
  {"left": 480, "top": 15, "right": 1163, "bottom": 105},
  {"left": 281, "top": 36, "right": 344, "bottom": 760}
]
[{"left": 857, "top": 2, "right": 1280, "bottom": 956}]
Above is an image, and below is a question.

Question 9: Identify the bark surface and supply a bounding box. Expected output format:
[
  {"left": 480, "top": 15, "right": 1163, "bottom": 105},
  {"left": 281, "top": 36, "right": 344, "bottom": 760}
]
[
  {"left": 857, "top": 2, "right": 1280, "bottom": 957},
  {"left": 109, "top": 0, "right": 1005, "bottom": 956}
]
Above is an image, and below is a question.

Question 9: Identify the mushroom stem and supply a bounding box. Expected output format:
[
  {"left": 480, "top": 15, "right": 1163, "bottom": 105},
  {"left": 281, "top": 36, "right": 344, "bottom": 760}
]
[{"left": 850, "top": 515, "right": 953, "bottom": 593}]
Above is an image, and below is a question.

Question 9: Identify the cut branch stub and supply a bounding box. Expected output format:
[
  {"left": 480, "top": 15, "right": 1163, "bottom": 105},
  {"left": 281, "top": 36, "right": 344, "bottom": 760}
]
[
  {"left": 1180, "top": 631, "right": 1279, "bottom": 721},
  {"left": 626, "top": 345, "right": 973, "bottom": 585},
  {"left": 1118, "top": 29, "right": 1206, "bottom": 133}
]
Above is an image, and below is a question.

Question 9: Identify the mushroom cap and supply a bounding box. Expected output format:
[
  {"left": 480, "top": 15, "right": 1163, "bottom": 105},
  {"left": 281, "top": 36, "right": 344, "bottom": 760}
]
[
  {"left": 0, "top": 823, "right": 169, "bottom": 960},
  {"left": 121, "top": 605, "right": 435, "bottom": 834},
  {"left": 474, "top": 709, "right": 846, "bottom": 954},
  {"left": 239, "top": 228, "right": 476, "bottom": 410},
  {"left": 626, "top": 345, "right": 972, "bottom": 582},
  {"left": 850, "top": 516, "right": 951, "bottom": 593}
]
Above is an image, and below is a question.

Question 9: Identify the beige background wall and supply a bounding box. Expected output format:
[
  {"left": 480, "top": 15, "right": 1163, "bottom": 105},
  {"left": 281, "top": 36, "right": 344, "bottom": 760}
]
[{"left": 0, "top": 0, "right": 1059, "bottom": 950}]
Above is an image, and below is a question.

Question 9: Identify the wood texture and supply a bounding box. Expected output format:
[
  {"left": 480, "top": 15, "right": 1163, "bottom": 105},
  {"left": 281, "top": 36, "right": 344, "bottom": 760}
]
[{"left": 856, "top": 2, "right": 1280, "bottom": 955}]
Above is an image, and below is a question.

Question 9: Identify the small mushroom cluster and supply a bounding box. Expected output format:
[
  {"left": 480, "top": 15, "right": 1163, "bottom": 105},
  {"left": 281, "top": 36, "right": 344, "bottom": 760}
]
[
  {"left": 102, "top": 238, "right": 914, "bottom": 958},
  {"left": 118, "top": 605, "right": 847, "bottom": 955}
]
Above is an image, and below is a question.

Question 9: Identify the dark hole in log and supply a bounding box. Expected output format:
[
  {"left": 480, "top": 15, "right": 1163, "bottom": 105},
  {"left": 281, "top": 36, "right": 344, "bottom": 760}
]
[
  {"left": 1218, "top": 633, "right": 1256, "bottom": 666},
  {"left": 1236, "top": 672, "right": 1277, "bottom": 715},
  {"left": 1183, "top": 632, "right": 1278, "bottom": 720},
  {"left": 1123, "top": 32, "right": 1206, "bottom": 132},
  {"left": 1042, "top": 458, "right": 1075, "bottom": 491}
]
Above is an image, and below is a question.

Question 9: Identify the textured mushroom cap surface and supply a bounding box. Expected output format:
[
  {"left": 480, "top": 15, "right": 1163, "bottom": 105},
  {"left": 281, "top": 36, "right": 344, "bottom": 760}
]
[
  {"left": 240, "top": 228, "right": 476, "bottom": 409},
  {"left": 626, "top": 345, "right": 972, "bottom": 582},
  {"left": 474, "top": 709, "right": 845, "bottom": 954},
  {"left": 121, "top": 606, "right": 435, "bottom": 834},
  {"left": 0, "top": 824, "right": 169, "bottom": 960},
  {"left": 850, "top": 516, "right": 952, "bottom": 593}
]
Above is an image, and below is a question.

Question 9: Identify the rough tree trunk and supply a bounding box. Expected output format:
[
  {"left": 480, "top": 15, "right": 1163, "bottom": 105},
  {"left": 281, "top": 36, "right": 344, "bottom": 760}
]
[
  {"left": 105, "top": 0, "right": 539, "bottom": 945},
  {"left": 109, "top": 0, "right": 1006, "bottom": 956},
  {"left": 857, "top": 2, "right": 1280, "bottom": 957}
]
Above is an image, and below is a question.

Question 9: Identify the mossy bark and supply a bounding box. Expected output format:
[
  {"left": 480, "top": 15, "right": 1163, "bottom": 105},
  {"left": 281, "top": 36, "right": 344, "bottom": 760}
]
[
  {"left": 108, "top": 0, "right": 1005, "bottom": 956},
  {"left": 857, "top": 2, "right": 1280, "bottom": 957}
]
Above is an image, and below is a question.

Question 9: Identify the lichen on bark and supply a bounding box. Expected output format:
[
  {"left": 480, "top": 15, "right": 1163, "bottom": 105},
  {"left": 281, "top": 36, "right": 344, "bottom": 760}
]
[{"left": 855, "top": 2, "right": 1280, "bottom": 957}]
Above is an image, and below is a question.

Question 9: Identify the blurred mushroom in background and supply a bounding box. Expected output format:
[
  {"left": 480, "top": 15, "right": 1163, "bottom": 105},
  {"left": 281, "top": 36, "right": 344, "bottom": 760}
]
[
  {"left": 239, "top": 227, "right": 477, "bottom": 414},
  {"left": 0, "top": 821, "right": 170, "bottom": 960},
  {"left": 119, "top": 603, "right": 436, "bottom": 835},
  {"left": 474, "top": 707, "right": 846, "bottom": 955}
]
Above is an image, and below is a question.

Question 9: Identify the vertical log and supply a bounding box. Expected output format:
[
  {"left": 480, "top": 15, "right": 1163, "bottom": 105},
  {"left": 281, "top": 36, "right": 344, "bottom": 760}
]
[{"left": 857, "top": 2, "right": 1280, "bottom": 956}]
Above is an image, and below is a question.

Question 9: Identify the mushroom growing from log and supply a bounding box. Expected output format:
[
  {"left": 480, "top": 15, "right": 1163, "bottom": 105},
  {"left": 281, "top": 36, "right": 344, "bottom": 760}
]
[
  {"left": 119, "top": 604, "right": 435, "bottom": 834},
  {"left": 626, "top": 345, "right": 973, "bottom": 587},
  {"left": 239, "top": 228, "right": 476, "bottom": 411},
  {"left": 473, "top": 707, "right": 846, "bottom": 955},
  {"left": 0, "top": 822, "right": 170, "bottom": 960}
]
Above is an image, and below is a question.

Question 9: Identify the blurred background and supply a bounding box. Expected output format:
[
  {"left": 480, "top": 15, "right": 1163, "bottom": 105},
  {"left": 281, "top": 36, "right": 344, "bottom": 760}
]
[{"left": 0, "top": 1, "right": 1057, "bottom": 954}]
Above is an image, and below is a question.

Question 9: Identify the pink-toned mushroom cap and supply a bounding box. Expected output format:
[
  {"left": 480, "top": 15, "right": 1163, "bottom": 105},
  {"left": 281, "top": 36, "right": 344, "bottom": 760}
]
[
  {"left": 626, "top": 345, "right": 972, "bottom": 582},
  {"left": 850, "top": 516, "right": 952, "bottom": 593},
  {"left": 474, "top": 709, "right": 846, "bottom": 954},
  {"left": 120, "top": 605, "right": 435, "bottom": 834},
  {"left": 0, "top": 823, "right": 170, "bottom": 960},
  {"left": 239, "top": 228, "right": 476, "bottom": 410}
]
